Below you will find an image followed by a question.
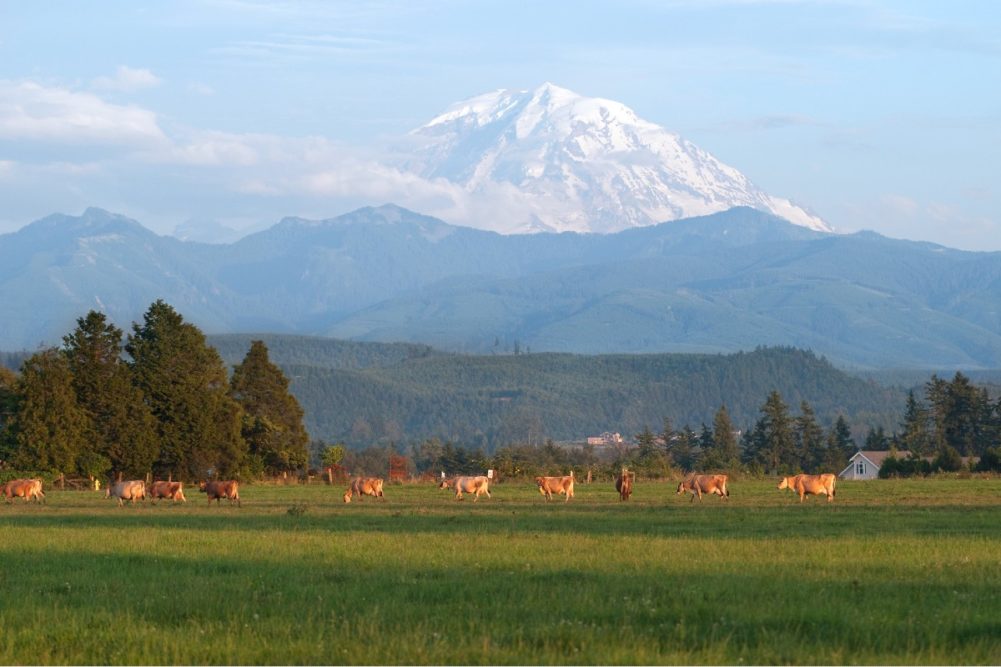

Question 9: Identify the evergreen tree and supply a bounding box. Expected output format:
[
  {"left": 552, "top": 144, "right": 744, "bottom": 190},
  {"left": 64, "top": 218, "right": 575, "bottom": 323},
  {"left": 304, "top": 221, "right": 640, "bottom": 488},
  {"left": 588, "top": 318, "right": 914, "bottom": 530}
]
[
  {"left": 756, "top": 390, "right": 796, "bottom": 473},
  {"left": 706, "top": 404, "right": 740, "bottom": 470},
  {"left": 63, "top": 311, "right": 157, "bottom": 478},
  {"left": 673, "top": 425, "right": 698, "bottom": 472},
  {"left": 10, "top": 349, "right": 90, "bottom": 474},
  {"left": 899, "top": 390, "right": 932, "bottom": 456},
  {"left": 794, "top": 401, "right": 826, "bottom": 472},
  {"left": 126, "top": 300, "right": 246, "bottom": 479},
  {"left": 0, "top": 365, "right": 18, "bottom": 464},
  {"left": 659, "top": 417, "right": 676, "bottom": 465},
  {"left": 823, "top": 415, "right": 855, "bottom": 472},
  {"left": 230, "top": 340, "right": 309, "bottom": 475},
  {"left": 634, "top": 425, "right": 668, "bottom": 476},
  {"left": 864, "top": 425, "right": 890, "bottom": 451}
]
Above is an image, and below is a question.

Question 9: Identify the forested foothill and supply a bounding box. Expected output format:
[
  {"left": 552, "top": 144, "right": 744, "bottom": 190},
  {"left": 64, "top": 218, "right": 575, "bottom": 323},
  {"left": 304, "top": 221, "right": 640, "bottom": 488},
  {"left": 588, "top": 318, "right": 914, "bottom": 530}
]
[{"left": 1, "top": 307, "right": 1000, "bottom": 483}]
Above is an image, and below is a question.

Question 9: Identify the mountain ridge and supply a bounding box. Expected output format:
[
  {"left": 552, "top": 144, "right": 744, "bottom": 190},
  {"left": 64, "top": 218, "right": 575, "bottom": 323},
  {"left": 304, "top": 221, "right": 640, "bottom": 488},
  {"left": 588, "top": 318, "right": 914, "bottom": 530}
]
[{"left": 1, "top": 204, "right": 998, "bottom": 369}]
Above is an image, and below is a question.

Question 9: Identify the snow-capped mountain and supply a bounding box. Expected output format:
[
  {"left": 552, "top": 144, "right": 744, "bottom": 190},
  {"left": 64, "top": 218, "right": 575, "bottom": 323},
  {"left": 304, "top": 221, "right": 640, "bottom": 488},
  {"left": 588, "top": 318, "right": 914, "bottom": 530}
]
[{"left": 402, "top": 82, "right": 830, "bottom": 234}]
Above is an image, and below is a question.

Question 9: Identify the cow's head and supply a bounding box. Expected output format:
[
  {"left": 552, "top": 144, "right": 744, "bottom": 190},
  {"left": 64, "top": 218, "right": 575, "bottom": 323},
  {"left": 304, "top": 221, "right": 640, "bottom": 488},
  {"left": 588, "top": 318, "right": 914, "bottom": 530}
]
[
  {"left": 675, "top": 481, "right": 688, "bottom": 495},
  {"left": 198, "top": 480, "right": 208, "bottom": 492},
  {"left": 438, "top": 479, "right": 453, "bottom": 489},
  {"left": 777, "top": 477, "right": 791, "bottom": 490},
  {"left": 343, "top": 490, "right": 352, "bottom": 503}
]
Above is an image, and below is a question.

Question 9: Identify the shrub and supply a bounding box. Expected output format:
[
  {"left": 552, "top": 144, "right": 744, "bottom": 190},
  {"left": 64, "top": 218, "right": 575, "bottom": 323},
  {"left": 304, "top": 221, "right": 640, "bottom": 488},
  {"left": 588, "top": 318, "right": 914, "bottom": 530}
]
[{"left": 976, "top": 447, "right": 1001, "bottom": 473}]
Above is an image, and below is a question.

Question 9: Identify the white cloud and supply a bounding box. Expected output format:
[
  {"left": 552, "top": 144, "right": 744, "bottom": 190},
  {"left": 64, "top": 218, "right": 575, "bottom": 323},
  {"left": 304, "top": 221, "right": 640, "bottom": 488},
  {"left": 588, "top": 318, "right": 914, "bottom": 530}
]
[
  {"left": 92, "top": 66, "right": 162, "bottom": 92},
  {"left": 188, "top": 82, "right": 215, "bottom": 96},
  {"left": 0, "top": 80, "right": 168, "bottom": 146}
]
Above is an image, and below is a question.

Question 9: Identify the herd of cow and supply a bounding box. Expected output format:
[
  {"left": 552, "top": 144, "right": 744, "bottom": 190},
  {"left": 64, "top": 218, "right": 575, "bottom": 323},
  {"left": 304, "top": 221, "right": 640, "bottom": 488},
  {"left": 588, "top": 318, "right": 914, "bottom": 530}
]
[
  {"left": 0, "top": 471, "right": 838, "bottom": 506},
  {"left": 336, "top": 470, "right": 838, "bottom": 504}
]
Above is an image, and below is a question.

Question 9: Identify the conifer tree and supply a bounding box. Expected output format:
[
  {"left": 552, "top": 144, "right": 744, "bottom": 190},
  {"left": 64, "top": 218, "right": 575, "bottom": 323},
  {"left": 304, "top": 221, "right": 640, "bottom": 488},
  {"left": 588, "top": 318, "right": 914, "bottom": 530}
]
[
  {"left": 0, "top": 366, "right": 20, "bottom": 464},
  {"left": 823, "top": 415, "right": 855, "bottom": 472},
  {"left": 126, "top": 300, "right": 246, "bottom": 479},
  {"left": 899, "top": 390, "right": 932, "bottom": 456},
  {"left": 795, "top": 401, "right": 826, "bottom": 472},
  {"left": 63, "top": 311, "right": 157, "bottom": 478},
  {"left": 757, "top": 390, "right": 796, "bottom": 473},
  {"left": 705, "top": 404, "right": 740, "bottom": 470},
  {"left": 11, "top": 349, "right": 90, "bottom": 474},
  {"left": 229, "top": 340, "right": 309, "bottom": 475}
]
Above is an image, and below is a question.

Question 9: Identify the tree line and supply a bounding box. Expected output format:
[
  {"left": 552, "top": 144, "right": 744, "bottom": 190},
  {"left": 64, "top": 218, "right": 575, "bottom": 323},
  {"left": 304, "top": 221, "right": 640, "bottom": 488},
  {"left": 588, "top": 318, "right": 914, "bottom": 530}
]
[
  {"left": 324, "top": 376, "right": 1001, "bottom": 480},
  {"left": 0, "top": 301, "right": 309, "bottom": 481}
]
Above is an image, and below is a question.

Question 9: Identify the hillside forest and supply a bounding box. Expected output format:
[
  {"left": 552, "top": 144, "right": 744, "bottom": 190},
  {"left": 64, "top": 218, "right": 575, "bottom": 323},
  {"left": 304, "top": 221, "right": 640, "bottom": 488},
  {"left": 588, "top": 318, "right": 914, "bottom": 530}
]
[{"left": 1, "top": 304, "right": 1000, "bottom": 482}]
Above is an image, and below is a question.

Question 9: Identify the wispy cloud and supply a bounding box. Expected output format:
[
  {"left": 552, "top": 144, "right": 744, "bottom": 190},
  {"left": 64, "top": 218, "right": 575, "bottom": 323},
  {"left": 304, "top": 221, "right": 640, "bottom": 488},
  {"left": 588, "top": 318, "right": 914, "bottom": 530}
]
[
  {"left": 92, "top": 66, "right": 162, "bottom": 92},
  {"left": 0, "top": 80, "right": 167, "bottom": 146}
]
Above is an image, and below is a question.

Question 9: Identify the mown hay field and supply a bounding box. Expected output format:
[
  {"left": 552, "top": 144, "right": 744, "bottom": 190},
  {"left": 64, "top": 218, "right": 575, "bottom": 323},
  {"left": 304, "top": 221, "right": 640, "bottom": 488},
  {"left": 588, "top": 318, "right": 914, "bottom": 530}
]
[{"left": 1, "top": 478, "right": 999, "bottom": 665}]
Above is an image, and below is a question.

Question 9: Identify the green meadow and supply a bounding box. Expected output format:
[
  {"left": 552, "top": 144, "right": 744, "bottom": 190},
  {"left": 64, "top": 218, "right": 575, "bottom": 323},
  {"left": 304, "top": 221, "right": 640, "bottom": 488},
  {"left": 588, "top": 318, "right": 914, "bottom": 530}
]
[{"left": 1, "top": 478, "right": 999, "bottom": 665}]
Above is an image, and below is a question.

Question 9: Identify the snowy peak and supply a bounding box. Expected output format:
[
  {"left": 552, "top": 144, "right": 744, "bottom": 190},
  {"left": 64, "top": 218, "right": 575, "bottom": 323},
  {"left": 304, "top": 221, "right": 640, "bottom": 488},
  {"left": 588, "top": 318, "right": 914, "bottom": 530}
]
[{"left": 405, "top": 83, "right": 831, "bottom": 234}]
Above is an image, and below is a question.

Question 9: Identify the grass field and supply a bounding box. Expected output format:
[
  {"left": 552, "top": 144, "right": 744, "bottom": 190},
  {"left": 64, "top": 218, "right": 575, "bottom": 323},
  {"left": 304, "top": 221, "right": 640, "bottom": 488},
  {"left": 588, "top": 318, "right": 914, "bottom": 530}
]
[{"left": 1, "top": 478, "right": 1000, "bottom": 665}]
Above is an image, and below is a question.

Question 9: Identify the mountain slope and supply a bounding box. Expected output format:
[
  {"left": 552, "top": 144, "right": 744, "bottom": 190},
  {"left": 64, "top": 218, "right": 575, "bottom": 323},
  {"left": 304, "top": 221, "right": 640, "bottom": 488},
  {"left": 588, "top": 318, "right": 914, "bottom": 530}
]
[
  {"left": 1, "top": 205, "right": 999, "bottom": 369},
  {"left": 402, "top": 82, "right": 830, "bottom": 234}
]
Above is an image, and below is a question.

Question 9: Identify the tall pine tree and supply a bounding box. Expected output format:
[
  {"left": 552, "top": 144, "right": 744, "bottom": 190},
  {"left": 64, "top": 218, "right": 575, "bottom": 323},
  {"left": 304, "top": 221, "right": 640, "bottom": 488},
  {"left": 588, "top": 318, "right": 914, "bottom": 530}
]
[
  {"left": 229, "top": 340, "right": 309, "bottom": 475},
  {"left": 63, "top": 311, "right": 158, "bottom": 478},
  {"left": 11, "top": 349, "right": 90, "bottom": 474},
  {"left": 126, "top": 300, "right": 246, "bottom": 479}
]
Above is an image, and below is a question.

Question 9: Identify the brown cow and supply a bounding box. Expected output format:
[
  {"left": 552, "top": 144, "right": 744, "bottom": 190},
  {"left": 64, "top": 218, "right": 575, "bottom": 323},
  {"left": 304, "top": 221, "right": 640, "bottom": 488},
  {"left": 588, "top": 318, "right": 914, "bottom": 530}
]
[
  {"left": 439, "top": 476, "right": 491, "bottom": 501},
  {"left": 199, "top": 480, "right": 241, "bottom": 507},
  {"left": 676, "top": 474, "right": 729, "bottom": 502},
  {"left": 3, "top": 478, "right": 45, "bottom": 503},
  {"left": 535, "top": 472, "right": 575, "bottom": 502},
  {"left": 149, "top": 480, "right": 186, "bottom": 504},
  {"left": 343, "top": 477, "right": 384, "bottom": 503},
  {"left": 778, "top": 473, "right": 836, "bottom": 503},
  {"left": 615, "top": 470, "right": 635, "bottom": 501},
  {"left": 106, "top": 480, "right": 147, "bottom": 506}
]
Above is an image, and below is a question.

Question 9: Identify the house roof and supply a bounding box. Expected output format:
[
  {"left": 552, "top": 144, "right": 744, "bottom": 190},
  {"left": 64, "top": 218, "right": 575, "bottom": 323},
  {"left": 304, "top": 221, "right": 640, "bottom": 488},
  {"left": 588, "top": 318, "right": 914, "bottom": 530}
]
[{"left": 853, "top": 450, "right": 913, "bottom": 467}]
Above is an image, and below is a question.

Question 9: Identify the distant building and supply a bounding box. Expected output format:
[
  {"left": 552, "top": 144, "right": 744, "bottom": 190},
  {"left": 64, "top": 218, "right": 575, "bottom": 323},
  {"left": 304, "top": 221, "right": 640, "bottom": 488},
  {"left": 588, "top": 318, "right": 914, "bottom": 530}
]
[
  {"left": 586, "top": 432, "right": 624, "bottom": 447},
  {"left": 839, "top": 450, "right": 910, "bottom": 480}
]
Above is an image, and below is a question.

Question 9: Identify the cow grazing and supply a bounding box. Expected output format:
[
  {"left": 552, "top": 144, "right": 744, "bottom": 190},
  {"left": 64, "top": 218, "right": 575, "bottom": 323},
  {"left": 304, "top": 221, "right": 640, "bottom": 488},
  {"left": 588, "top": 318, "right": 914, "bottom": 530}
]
[
  {"left": 149, "top": 480, "right": 186, "bottom": 504},
  {"left": 778, "top": 473, "right": 836, "bottom": 503},
  {"left": 343, "top": 477, "right": 384, "bottom": 503},
  {"left": 615, "top": 470, "right": 635, "bottom": 501},
  {"left": 3, "top": 478, "right": 45, "bottom": 503},
  {"left": 676, "top": 474, "right": 729, "bottom": 502},
  {"left": 439, "top": 476, "right": 491, "bottom": 501},
  {"left": 535, "top": 472, "right": 575, "bottom": 502},
  {"left": 199, "top": 480, "right": 241, "bottom": 507},
  {"left": 106, "top": 480, "right": 147, "bottom": 506}
]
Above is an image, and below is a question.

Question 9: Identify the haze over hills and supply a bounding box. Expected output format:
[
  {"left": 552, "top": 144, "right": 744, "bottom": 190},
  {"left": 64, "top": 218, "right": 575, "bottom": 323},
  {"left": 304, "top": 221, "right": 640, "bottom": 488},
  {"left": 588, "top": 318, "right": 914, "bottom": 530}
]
[
  {"left": 1, "top": 205, "right": 999, "bottom": 369},
  {"left": 400, "top": 82, "right": 830, "bottom": 234}
]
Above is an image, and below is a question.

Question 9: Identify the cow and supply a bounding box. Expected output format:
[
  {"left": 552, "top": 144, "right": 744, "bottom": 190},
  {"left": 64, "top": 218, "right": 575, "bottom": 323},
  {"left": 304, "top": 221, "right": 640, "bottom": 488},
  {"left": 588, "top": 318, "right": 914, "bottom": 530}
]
[
  {"left": 535, "top": 472, "right": 575, "bottom": 502},
  {"left": 149, "top": 480, "right": 186, "bottom": 504},
  {"left": 3, "top": 478, "right": 45, "bottom": 503},
  {"left": 199, "top": 480, "right": 241, "bottom": 507},
  {"left": 778, "top": 473, "right": 836, "bottom": 503},
  {"left": 439, "top": 475, "right": 491, "bottom": 501},
  {"left": 615, "top": 470, "right": 635, "bottom": 501},
  {"left": 106, "top": 480, "right": 147, "bottom": 506},
  {"left": 343, "top": 477, "right": 384, "bottom": 503},
  {"left": 676, "top": 474, "right": 729, "bottom": 502}
]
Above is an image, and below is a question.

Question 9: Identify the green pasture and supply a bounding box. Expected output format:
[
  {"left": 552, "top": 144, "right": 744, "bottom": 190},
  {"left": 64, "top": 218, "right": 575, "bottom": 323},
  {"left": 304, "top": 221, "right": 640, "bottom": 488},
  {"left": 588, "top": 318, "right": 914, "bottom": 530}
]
[{"left": 1, "top": 478, "right": 999, "bottom": 665}]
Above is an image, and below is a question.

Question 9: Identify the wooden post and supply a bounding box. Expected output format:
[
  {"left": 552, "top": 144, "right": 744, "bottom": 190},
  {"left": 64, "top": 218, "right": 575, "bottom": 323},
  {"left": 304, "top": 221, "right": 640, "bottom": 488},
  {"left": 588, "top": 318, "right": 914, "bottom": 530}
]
[
  {"left": 326, "top": 467, "right": 334, "bottom": 485},
  {"left": 59, "top": 473, "right": 65, "bottom": 490}
]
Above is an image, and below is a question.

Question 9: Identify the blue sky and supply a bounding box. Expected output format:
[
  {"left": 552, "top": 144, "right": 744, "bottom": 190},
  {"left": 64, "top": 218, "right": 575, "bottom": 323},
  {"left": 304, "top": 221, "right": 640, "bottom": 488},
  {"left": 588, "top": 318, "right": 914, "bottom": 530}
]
[{"left": 1, "top": 0, "right": 999, "bottom": 250}]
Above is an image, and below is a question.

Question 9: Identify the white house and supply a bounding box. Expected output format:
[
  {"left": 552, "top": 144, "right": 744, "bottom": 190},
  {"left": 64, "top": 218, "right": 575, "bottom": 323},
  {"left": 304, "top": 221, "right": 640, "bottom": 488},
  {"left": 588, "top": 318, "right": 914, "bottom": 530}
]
[{"left": 839, "top": 450, "right": 912, "bottom": 480}]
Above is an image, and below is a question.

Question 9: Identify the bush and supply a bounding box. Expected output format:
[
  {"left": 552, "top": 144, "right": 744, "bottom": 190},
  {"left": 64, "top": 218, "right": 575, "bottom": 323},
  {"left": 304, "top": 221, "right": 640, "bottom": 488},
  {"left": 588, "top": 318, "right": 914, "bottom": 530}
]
[
  {"left": 976, "top": 447, "right": 1001, "bottom": 473},
  {"left": 933, "top": 445, "right": 963, "bottom": 472},
  {"left": 878, "top": 455, "right": 932, "bottom": 478}
]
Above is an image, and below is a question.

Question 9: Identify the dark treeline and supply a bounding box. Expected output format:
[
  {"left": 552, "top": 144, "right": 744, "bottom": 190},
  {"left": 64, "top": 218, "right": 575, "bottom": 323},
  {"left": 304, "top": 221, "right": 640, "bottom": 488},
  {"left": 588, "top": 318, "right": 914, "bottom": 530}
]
[
  {"left": 3, "top": 307, "right": 1000, "bottom": 483},
  {"left": 0, "top": 302, "right": 308, "bottom": 482},
  {"left": 327, "top": 372, "right": 1001, "bottom": 480},
  {"left": 221, "top": 343, "right": 907, "bottom": 450}
]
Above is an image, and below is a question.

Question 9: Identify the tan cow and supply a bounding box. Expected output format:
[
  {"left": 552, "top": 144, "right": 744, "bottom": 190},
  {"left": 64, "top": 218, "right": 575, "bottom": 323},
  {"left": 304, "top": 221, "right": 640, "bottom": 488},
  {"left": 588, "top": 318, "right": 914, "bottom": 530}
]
[
  {"left": 3, "top": 478, "right": 45, "bottom": 503},
  {"left": 149, "top": 480, "right": 186, "bottom": 504},
  {"left": 535, "top": 472, "right": 575, "bottom": 502},
  {"left": 615, "top": 470, "right": 635, "bottom": 501},
  {"left": 439, "top": 475, "right": 491, "bottom": 501},
  {"left": 199, "top": 480, "right": 241, "bottom": 507},
  {"left": 778, "top": 473, "right": 836, "bottom": 503},
  {"left": 676, "top": 474, "right": 729, "bottom": 502},
  {"left": 106, "top": 480, "right": 147, "bottom": 506},
  {"left": 343, "top": 477, "right": 384, "bottom": 503}
]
